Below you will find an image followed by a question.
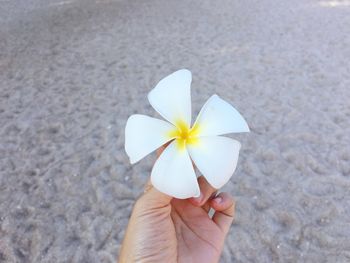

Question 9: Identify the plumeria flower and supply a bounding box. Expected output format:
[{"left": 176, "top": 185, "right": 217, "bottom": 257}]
[{"left": 125, "top": 69, "right": 249, "bottom": 199}]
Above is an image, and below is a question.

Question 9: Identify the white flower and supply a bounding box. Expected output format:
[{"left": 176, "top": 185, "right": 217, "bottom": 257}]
[{"left": 125, "top": 69, "right": 249, "bottom": 199}]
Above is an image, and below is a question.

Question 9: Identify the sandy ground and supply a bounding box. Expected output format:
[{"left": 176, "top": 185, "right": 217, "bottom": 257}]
[{"left": 1, "top": 0, "right": 350, "bottom": 262}]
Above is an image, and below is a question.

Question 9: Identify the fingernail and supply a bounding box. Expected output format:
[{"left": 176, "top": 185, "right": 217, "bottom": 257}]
[{"left": 214, "top": 196, "right": 222, "bottom": 204}]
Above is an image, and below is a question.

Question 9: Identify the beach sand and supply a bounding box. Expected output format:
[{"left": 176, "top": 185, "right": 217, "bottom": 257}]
[{"left": 1, "top": 0, "right": 350, "bottom": 262}]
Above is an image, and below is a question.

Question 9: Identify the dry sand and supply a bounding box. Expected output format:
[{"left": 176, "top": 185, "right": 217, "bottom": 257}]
[{"left": 1, "top": 0, "right": 350, "bottom": 262}]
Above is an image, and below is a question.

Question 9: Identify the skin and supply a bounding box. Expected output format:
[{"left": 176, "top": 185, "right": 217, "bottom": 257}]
[{"left": 118, "top": 147, "right": 235, "bottom": 263}]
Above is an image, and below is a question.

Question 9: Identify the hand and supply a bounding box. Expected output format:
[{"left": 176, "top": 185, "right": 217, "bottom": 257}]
[{"left": 118, "top": 148, "right": 235, "bottom": 263}]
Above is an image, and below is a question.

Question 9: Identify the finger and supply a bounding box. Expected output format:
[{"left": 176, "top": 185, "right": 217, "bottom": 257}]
[
  {"left": 211, "top": 192, "right": 235, "bottom": 234},
  {"left": 189, "top": 176, "right": 217, "bottom": 206},
  {"left": 202, "top": 201, "right": 211, "bottom": 214},
  {"left": 202, "top": 191, "right": 220, "bottom": 213}
]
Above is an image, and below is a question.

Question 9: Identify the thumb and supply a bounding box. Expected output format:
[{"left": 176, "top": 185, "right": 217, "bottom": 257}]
[
  {"left": 139, "top": 179, "right": 172, "bottom": 208},
  {"left": 136, "top": 145, "right": 172, "bottom": 208},
  {"left": 138, "top": 144, "right": 172, "bottom": 207}
]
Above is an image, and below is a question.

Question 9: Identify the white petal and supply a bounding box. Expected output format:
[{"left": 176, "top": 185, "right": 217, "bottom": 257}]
[
  {"left": 151, "top": 140, "right": 200, "bottom": 199},
  {"left": 194, "top": 94, "right": 249, "bottom": 137},
  {"left": 125, "top": 114, "right": 175, "bottom": 164},
  {"left": 148, "top": 69, "right": 192, "bottom": 127},
  {"left": 187, "top": 136, "right": 241, "bottom": 189}
]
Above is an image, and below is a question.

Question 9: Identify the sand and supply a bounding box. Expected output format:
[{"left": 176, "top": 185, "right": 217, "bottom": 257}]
[{"left": 1, "top": 0, "right": 350, "bottom": 262}]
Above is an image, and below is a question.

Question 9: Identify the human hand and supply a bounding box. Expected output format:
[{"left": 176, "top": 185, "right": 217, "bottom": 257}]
[{"left": 118, "top": 147, "right": 235, "bottom": 263}]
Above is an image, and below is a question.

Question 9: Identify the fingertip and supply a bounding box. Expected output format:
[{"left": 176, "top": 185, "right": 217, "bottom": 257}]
[
  {"left": 189, "top": 192, "right": 203, "bottom": 206},
  {"left": 139, "top": 180, "right": 173, "bottom": 208},
  {"left": 210, "top": 193, "right": 235, "bottom": 212}
]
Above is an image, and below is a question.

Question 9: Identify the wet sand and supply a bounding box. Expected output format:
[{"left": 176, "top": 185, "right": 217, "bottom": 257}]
[{"left": 1, "top": 0, "right": 350, "bottom": 262}]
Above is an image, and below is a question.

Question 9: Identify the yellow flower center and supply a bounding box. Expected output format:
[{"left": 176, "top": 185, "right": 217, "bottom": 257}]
[{"left": 168, "top": 120, "right": 201, "bottom": 150}]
